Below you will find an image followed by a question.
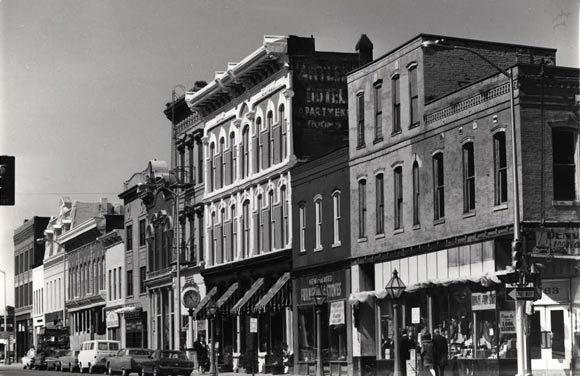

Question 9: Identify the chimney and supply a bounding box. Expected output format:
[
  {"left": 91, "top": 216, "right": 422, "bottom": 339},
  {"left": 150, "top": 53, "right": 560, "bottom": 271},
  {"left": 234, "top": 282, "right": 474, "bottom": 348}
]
[{"left": 356, "top": 34, "right": 374, "bottom": 66}]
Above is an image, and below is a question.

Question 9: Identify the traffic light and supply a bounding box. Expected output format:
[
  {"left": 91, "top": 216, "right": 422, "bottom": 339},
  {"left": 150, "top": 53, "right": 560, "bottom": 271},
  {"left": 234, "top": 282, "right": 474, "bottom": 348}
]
[
  {"left": 0, "top": 156, "right": 15, "bottom": 206},
  {"left": 511, "top": 239, "right": 524, "bottom": 270}
]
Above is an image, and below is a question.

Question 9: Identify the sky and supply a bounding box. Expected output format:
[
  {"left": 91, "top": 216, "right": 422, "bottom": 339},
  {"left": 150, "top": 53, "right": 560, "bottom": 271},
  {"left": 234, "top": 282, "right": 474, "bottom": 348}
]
[{"left": 0, "top": 0, "right": 578, "bottom": 306}]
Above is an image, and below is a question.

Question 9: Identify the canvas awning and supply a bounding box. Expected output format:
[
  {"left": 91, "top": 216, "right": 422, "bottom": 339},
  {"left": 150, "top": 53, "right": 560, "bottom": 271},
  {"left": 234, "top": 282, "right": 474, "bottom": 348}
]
[
  {"left": 231, "top": 278, "right": 265, "bottom": 315},
  {"left": 193, "top": 286, "right": 218, "bottom": 319},
  {"left": 216, "top": 282, "right": 240, "bottom": 315},
  {"left": 254, "top": 272, "right": 291, "bottom": 313}
]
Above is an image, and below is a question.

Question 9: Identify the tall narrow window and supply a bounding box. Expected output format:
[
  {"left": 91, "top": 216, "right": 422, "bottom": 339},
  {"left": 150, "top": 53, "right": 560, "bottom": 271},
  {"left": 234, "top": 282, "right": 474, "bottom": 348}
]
[
  {"left": 257, "top": 194, "right": 263, "bottom": 254},
  {"left": 220, "top": 207, "right": 226, "bottom": 263},
  {"left": 280, "top": 105, "right": 287, "bottom": 160},
  {"left": 357, "top": 92, "right": 365, "bottom": 147},
  {"left": 267, "top": 111, "right": 274, "bottom": 167},
  {"left": 463, "top": 142, "right": 475, "bottom": 212},
  {"left": 394, "top": 167, "right": 403, "bottom": 229},
  {"left": 242, "top": 126, "right": 250, "bottom": 179},
  {"left": 433, "top": 153, "right": 445, "bottom": 220},
  {"left": 269, "top": 190, "right": 275, "bottom": 252},
  {"left": 374, "top": 81, "right": 383, "bottom": 141},
  {"left": 493, "top": 132, "right": 508, "bottom": 205},
  {"left": 299, "top": 203, "right": 306, "bottom": 252},
  {"left": 231, "top": 205, "right": 237, "bottom": 260},
  {"left": 256, "top": 118, "right": 262, "bottom": 171},
  {"left": 332, "top": 191, "right": 341, "bottom": 245},
  {"left": 179, "top": 146, "right": 185, "bottom": 182},
  {"left": 230, "top": 132, "right": 236, "bottom": 183},
  {"left": 552, "top": 128, "right": 578, "bottom": 201},
  {"left": 211, "top": 211, "right": 216, "bottom": 265},
  {"left": 126, "top": 224, "right": 133, "bottom": 251},
  {"left": 412, "top": 162, "right": 420, "bottom": 226},
  {"left": 376, "top": 174, "right": 384, "bottom": 234},
  {"left": 358, "top": 179, "right": 367, "bottom": 238},
  {"left": 139, "top": 219, "right": 146, "bottom": 247},
  {"left": 242, "top": 200, "right": 250, "bottom": 258},
  {"left": 281, "top": 186, "right": 288, "bottom": 247},
  {"left": 197, "top": 138, "right": 204, "bottom": 183},
  {"left": 188, "top": 141, "right": 194, "bottom": 184},
  {"left": 314, "top": 196, "right": 322, "bottom": 250},
  {"left": 209, "top": 143, "right": 215, "bottom": 191},
  {"left": 392, "top": 74, "right": 401, "bottom": 133},
  {"left": 219, "top": 138, "right": 225, "bottom": 189},
  {"left": 409, "top": 65, "right": 419, "bottom": 127}
]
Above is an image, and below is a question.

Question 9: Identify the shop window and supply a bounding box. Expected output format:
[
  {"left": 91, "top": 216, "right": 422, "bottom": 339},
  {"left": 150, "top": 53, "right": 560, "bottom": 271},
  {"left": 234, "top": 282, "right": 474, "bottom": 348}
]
[
  {"left": 358, "top": 179, "right": 367, "bottom": 238},
  {"left": 392, "top": 74, "right": 401, "bottom": 134},
  {"left": 376, "top": 174, "right": 384, "bottom": 235},
  {"left": 433, "top": 152, "right": 445, "bottom": 220},
  {"left": 463, "top": 142, "right": 475, "bottom": 213},
  {"left": 298, "top": 306, "right": 315, "bottom": 361},
  {"left": 552, "top": 127, "right": 578, "bottom": 201},
  {"left": 409, "top": 64, "right": 419, "bottom": 127},
  {"left": 297, "top": 304, "right": 347, "bottom": 362},
  {"left": 493, "top": 132, "right": 507, "bottom": 205},
  {"left": 356, "top": 92, "right": 365, "bottom": 148},
  {"left": 412, "top": 162, "right": 420, "bottom": 226},
  {"left": 394, "top": 166, "right": 403, "bottom": 230},
  {"left": 374, "top": 81, "right": 383, "bottom": 141}
]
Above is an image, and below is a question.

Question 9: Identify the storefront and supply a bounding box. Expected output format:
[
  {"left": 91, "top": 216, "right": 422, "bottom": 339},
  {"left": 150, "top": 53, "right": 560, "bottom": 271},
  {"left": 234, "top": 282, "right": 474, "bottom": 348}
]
[{"left": 294, "top": 269, "right": 351, "bottom": 376}]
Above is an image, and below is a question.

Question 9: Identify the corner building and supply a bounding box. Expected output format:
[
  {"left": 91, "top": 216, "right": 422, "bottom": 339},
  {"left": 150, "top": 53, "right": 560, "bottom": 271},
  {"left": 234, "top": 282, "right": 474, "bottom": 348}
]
[
  {"left": 185, "top": 35, "right": 366, "bottom": 373},
  {"left": 347, "top": 34, "right": 579, "bottom": 376}
]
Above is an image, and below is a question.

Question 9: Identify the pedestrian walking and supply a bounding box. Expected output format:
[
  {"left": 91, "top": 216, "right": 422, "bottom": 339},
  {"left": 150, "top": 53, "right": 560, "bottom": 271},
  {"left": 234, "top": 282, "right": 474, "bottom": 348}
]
[
  {"left": 433, "top": 328, "right": 448, "bottom": 376},
  {"left": 421, "top": 333, "right": 436, "bottom": 376}
]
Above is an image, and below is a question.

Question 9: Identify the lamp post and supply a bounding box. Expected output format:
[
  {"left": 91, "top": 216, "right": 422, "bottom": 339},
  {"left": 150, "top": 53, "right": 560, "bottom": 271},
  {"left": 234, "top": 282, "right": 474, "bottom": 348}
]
[
  {"left": 312, "top": 283, "right": 327, "bottom": 376},
  {"left": 384, "top": 269, "right": 406, "bottom": 376},
  {"left": 0, "top": 269, "right": 7, "bottom": 364},
  {"left": 207, "top": 299, "right": 218, "bottom": 376},
  {"left": 421, "top": 39, "right": 527, "bottom": 376}
]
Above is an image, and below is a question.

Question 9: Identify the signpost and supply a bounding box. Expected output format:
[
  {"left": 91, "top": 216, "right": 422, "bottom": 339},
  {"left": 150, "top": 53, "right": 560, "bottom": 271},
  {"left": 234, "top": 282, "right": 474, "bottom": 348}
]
[{"left": 506, "top": 287, "right": 537, "bottom": 301}]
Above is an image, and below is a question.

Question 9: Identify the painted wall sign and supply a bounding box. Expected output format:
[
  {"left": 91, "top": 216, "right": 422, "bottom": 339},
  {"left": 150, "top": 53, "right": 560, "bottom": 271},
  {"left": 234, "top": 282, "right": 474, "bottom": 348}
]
[
  {"left": 297, "top": 270, "right": 347, "bottom": 304},
  {"left": 535, "top": 280, "right": 569, "bottom": 305},
  {"left": 471, "top": 291, "right": 496, "bottom": 311},
  {"left": 534, "top": 228, "right": 580, "bottom": 256},
  {"left": 499, "top": 311, "right": 516, "bottom": 333},
  {"left": 329, "top": 301, "right": 345, "bottom": 325}
]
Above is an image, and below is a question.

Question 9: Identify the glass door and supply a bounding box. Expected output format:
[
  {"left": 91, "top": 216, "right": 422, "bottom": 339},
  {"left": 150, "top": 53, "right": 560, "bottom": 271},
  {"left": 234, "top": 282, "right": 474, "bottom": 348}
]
[{"left": 531, "top": 306, "right": 571, "bottom": 371}]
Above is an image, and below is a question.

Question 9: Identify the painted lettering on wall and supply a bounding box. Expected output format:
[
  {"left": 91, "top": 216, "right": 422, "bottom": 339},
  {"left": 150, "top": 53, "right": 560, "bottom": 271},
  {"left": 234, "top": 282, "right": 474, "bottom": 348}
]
[
  {"left": 297, "top": 270, "right": 347, "bottom": 304},
  {"left": 534, "top": 228, "right": 580, "bottom": 256}
]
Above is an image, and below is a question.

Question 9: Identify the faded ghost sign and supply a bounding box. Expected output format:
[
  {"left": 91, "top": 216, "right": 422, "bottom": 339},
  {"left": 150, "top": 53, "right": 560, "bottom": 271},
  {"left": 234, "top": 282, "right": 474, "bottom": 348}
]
[{"left": 534, "top": 228, "right": 580, "bottom": 256}]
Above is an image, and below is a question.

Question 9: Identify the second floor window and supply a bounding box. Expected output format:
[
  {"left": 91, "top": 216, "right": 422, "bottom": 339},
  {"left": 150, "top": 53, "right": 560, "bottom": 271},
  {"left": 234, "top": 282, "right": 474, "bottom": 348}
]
[
  {"left": 493, "top": 132, "right": 508, "bottom": 205},
  {"left": 219, "top": 138, "right": 225, "bottom": 189},
  {"left": 281, "top": 186, "right": 288, "bottom": 247},
  {"left": 280, "top": 104, "right": 287, "bottom": 160},
  {"left": 267, "top": 111, "right": 274, "bottom": 168},
  {"left": 433, "top": 153, "right": 445, "bottom": 220},
  {"left": 230, "top": 132, "right": 236, "bottom": 183},
  {"left": 126, "top": 270, "right": 133, "bottom": 297},
  {"left": 314, "top": 196, "right": 322, "bottom": 250},
  {"left": 126, "top": 224, "right": 133, "bottom": 251},
  {"left": 332, "top": 191, "right": 341, "bottom": 245},
  {"left": 139, "top": 219, "right": 146, "bottom": 247},
  {"left": 552, "top": 127, "right": 578, "bottom": 201},
  {"left": 242, "top": 126, "right": 250, "bottom": 179},
  {"left": 209, "top": 143, "right": 215, "bottom": 191},
  {"left": 357, "top": 92, "right": 365, "bottom": 147},
  {"left": 463, "top": 142, "right": 475, "bottom": 212},
  {"left": 412, "top": 162, "right": 420, "bottom": 226},
  {"left": 409, "top": 65, "right": 419, "bottom": 127},
  {"left": 242, "top": 200, "right": 250, "bottom": 258},
  {"left": 374, "top": 81, "right": 383, "bottom": 140},
  {"left": 139, "top": 266, "right": 146, "bottom": 294},
  {"left": 376, "top": 174, "right": 384, "bottom": 234},
  {"left": 394, "top": 166, "right": 403, "bottom": 229},
  {"left": 358, "top": 179, "right": 367, "bottom": 238},
  {"left": 299, "top": 204, "right": 306, "bottom": 252},
  {"left": 392, "top": 74, "right": 401, "bottom": 134}
]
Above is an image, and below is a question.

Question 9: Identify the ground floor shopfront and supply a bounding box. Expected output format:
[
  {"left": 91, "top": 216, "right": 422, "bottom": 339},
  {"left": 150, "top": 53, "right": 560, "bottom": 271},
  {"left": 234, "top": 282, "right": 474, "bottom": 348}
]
[
  {"left": 105, "top": 306, "right": 148, "bottom": 348},
  {"left": 16, "top": 314, "right": 32, "bottom": 358}
]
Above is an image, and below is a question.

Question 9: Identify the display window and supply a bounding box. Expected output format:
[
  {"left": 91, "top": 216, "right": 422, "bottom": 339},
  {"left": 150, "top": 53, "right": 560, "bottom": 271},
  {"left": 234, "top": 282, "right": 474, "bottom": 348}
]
[{"left": 297, "top": 302, "right": 347, "bottom": 362}]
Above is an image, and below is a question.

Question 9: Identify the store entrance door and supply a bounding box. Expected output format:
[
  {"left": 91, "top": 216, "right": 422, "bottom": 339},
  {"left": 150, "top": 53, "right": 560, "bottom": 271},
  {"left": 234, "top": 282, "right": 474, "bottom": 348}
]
[{"left": 530, "top": 305, "right": 571, "bottom": 371}]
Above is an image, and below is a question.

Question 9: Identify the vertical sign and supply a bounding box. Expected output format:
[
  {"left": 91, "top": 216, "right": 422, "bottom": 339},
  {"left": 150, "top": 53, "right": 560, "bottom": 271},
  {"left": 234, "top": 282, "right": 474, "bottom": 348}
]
[
  {"left": 411, "top": 307, "right": 420, "bottom": 324},
  {"left": 250, "top": 318, "right": 258, "bottom": 333}
]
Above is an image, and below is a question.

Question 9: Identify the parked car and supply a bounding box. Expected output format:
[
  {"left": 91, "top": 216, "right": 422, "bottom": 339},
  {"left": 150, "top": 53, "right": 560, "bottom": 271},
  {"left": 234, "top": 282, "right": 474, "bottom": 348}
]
[
  {"left": 59, "top": 350, "right": 80, "bottom": 373},
  {"left": 106, "top": 348, "right": 153, "bottom": 376},
  {"left": 33, "top": 348, "right": 54, "bottom": 370},
  {"left": 78, "top": 340, "right": 120, "bottom": 374},
  {"left": 141, "top": 350, "right": 194, "bottom": 376},
  {"left": 46, "top": 349, "right": 69, "bottom": 371}
]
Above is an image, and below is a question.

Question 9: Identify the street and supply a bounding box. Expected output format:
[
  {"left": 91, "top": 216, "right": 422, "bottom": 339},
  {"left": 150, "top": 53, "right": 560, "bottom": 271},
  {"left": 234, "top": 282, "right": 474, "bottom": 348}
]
[{"left": 0, "top": 364, "right": 66, "bottom": 376}]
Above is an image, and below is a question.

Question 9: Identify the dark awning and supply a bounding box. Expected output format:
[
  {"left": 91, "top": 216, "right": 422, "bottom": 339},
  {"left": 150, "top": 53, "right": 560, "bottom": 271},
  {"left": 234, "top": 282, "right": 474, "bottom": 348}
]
[
  {"left": 193, "top": 286, "right": 218, "bottom": 319},
  {"left": 254, "top": 272, "right": 291, "bottom": 313},
  {"left": 231, "top": 278, "right": 265, "bottom": 315},
  {"left": 216, "top": 282, "right": 240, "bottom": 315}
]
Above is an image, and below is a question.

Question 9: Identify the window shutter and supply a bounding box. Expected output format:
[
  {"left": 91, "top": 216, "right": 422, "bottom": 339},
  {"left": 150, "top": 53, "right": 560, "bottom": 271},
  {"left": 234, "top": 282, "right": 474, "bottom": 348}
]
[
  {"left": 224, "top": 150, "right": 232, "bottom": 186},
  {"left": 273, "top": 126, "right": 281, "bottom": 165},
  {"left": 253, "top": 212, "right": 260, "bottom": 255},
  {"left": 216, "top": 224, "right": 223, "bottom": 264},
  {"left": 225, "top": 221, "right": 232, "bottom": 262},
  {"left": 263, "top": 208, "right": 271, "bottom": 253},
  {"left": 253, "top": 134, "right": 259, "bottom": 173},
  {"left": 273, "top": 205, "right": 282, "bottom": 249}
]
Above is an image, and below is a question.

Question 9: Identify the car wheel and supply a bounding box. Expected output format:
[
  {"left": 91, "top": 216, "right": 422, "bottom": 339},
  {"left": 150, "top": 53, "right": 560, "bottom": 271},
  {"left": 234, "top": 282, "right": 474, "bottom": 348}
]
[
  {"left": 121, "top": 368, "right": 128, "bottom": 376},
  {"left": 88, "top": 364, "right": 94, "bottom": 374}
]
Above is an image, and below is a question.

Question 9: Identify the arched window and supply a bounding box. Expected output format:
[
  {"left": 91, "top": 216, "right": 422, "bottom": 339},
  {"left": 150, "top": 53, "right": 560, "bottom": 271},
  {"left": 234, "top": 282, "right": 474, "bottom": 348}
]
[
  {"left": 412, "top": 162, "right": 420, "bottom": 226},
  {"left": 209, "top": 142, "right": 215, "bottom": 191},
  {"left": 332, "top": 190, "right": 341, "bottom": 246},
  {"left": 281, "top": 186, "right": 288, "bottom": 247},
  {"left": 392, "top": 74, "right": 401, "bottom": 133},
  {"left": 394, "top": 166, "right": 403, "bottom": 229},
  {"left": 358, "top": 179, "right": 367, "bottom": 238},
  {"left": 230, "top": 204, "right": 237, "bottom": 261},
  {"left": 279, "top": 104, "right": 287, "bottom": 160},
  {"left": 256, "top": 117, "right": 262, "bottom": 172},
  {"left": 257, "top": 194, "right": 263, "bottom": 254},
  {"left": 299, "top": 202, "right": 306, "bottom": 253},
  {"left": 433, "top": 152, "right": 445, "bottom": 220},
  {"left": 242, "top": 200, "right": 250, "bottom": 258},
  {"left": 220, "top": 207, "right": 226, "bottom": 263},
  {"left": 374, "top": 81, "right": 383, "bottom": 141},
  {"left": 409, "top": 65, "right": 419, "bottom": 127},
  {"left": 230, "top": 132, "right": 236, "bottom": 183},
  {"left": 269, "top": 190, "right": 275, "bottom": 252},
  {"left": 462, "top": 142, "right": 475, "bottom": 213},
  {"left": 493, "top": 132, "right": 507, "bottom": 205},
  {"left": 314, "top": 195, "right": 322, "bottom": 250},
  {"left": 267, "top": 111, "right": 274, "bottom": 168},
  {"left": 375, "top": 174, "right": 384, "bottom": 234},
  {"left": 242, "top": 126, "right": 250, "bottom": 179},
  {"left": 219, "top": 138, "right": 225, "bottom": 189},
  {"left": 211, "top": 211, "right": 216, "bottom": 266}
]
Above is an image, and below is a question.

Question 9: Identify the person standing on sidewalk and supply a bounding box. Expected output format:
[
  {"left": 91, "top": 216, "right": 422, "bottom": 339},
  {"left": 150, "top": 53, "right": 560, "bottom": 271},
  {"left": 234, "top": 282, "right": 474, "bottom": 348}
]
[
  {"left": 433, "top": 328, "right": 448, "bottom": 376},
  {"left": 421, "top": 333, "right": 436, "bottom": 376}
]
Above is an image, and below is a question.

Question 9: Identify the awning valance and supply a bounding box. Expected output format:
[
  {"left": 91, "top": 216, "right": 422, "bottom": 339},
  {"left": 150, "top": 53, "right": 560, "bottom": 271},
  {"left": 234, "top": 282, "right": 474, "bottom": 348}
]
[
  {"left": 254, "top": 272, "right": 291, "bottom": 313},
  {"left": 231, "top": 278, "right": 265, "bottom": 315},
  {"left": 193, "top": 286, "right": 218, "bottom": 319},
  {"left": 216, "top": 282, "right": 240, "bottom": 315}
]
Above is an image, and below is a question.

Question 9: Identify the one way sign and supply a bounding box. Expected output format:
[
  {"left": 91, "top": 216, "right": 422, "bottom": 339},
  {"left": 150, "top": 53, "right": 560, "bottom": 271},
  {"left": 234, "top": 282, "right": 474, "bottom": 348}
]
[{"left": 506, "top": 287, "right": 537, "bottom": 301}]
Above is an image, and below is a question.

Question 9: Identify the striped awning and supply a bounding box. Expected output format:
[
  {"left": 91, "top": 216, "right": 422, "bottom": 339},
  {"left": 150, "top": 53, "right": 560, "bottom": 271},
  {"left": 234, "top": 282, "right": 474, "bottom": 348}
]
[
  {"left": 216, "top": 282, "right": 240, "bottom": 315},
  {"left": 231, "top": 278, "right": 265, "bottom": 315},
  {"left": 254, "top": 272, "right": 291, "bottom": 313},
  {"left": 193, "top": 286, "right": 218, "bottom": 319}
]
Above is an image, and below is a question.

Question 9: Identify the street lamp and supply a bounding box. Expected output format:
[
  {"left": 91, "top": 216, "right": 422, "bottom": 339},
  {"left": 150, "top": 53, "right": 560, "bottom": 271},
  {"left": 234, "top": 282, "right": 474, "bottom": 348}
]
[
  {"left": 421, "top": 39, "right": 527, "bottom": 376},
  {"left": 0, "top": 269, "right": 8, "bottom": 364},
  {"left": 207, "top": 299, "right": 218, "bottom": 376},
  {"left": 384, "top": 269, "right": 405, "bottom": 376},
  {"left": 312, "top": 283, "right": 327, "bottom": 376}
]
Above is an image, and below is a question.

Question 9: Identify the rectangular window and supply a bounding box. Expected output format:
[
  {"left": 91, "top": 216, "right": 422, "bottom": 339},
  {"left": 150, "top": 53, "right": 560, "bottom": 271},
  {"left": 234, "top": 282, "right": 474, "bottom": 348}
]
[
  {"left": 409, "top": 66, "right": 419, "bottom": 127},
  {"left": 463, "top": 142, "right": 476, "bottom": 212},
  {"left": 281, "top": 188, "right": 288, "bottom": 246},
  {"left": 332, "top": 192, "right": 341, "bottom": 245},
  {"left": 299, "top": 205, "right": 306, "bottom": 252},
  {"left": 412, "top": 163, "right": 420, "bottom": 226},
  {"left": 139, "top": 266, "right": 146, "bottom": 294},
  {"left": 394, "top": 167, "right": 403, "bottom": 229},
  {"left": 392, "top": 75, "right": 401, "bottom": 133},
  {"left": 552, "top": 128, "right": 578, "bottom": 201},
  {"left": 242, "top": 202, "right": 250, "bottom": 258},
  {"left": 139, "top": 219, "right": 146, "bottom": 247},
  {"left": 108, "top": 270, "right": 112, "bottom": 300},
  {"left": 315, "top": 199, "right": 322, "bottom": 250},
  {"left": 118, "top": 267, "right": 122, "bottom": 299},
  {"left": 258, "top": 196, "right": 263, "bottom": 254},
  {"left": 197, "top": 138, "right": 204, "bottom": 183},
  {"left": 493, "top": 133, "right": 508, "bottom": 205},
  {"left": 188, "top": 143, "right": 194, "bottom": 184},
  {"left": 357, "top": 92, "right": 365, "bottom": 147},
  {"left": 376, "top": 174, "right": 384, "bottom": 234},
  {"left": 374, "top": 82, "right": 383, "bottom": 141},
  {"left": 359, "top": 180, "right": 367, "bottom": 238},
  {"left": 126, "top": 224, "right": 133, "bottom": 251},
  {"left": 433, "top": 153, "right": 445, "bottom": 220},
  {"left": 127, "top": 270, "right": 133, "bottom": 297},
  {"left": 113, "top": 268, "right": 117, "bottom": 300}
]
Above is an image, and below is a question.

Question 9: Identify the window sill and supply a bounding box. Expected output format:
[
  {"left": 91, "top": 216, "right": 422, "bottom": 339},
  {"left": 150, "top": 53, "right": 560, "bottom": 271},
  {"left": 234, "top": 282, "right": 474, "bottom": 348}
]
[
  {"left": 393, "top": 228, "right": 404, "bottom": 235},
  {"left": 409, "top": 122, "right": 420, "bottom": 129},
  {"left": 299, "top": 250, "right": 307, "bottom": 255},
  {"left": 375, "top": 233, "right": 385, "bottom": 240},
  {"left": 356, "top": 144, "right": 366, "bottom": 150},
  {"left": 357, "top": 237, "right": 368, "bottom": 243},
  {"left": 463, "top": 211, "right": 476, "bottom": 219},
  {"left": 391, "top": 130, "right": 402, "bottom": 137},
  {"left": 314, "top": 247, "right": 324, "bottom": 252},
  {"left": 332, "top": 241, "right": 342, "bottom": 248},
  {"left": 493, "top": 204, "right": 508, "bottom": 212},
  {"left": 433, "top": 218, "right": 445, "bottom": 226},
  {"left": 552, "top": 200, "right": 580, "bottom": 206},
  {"left": 373, "top": 137, "right": 384, "bottom": 145},
  {"left": 412, "top": 224, "right": 421, "bottom": 230}
]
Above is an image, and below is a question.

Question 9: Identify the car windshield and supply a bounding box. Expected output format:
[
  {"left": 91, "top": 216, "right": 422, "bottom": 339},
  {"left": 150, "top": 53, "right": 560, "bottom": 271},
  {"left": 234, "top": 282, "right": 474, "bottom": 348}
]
[{"left": 160, "top": 351, "right": 187, "bottom": 360}]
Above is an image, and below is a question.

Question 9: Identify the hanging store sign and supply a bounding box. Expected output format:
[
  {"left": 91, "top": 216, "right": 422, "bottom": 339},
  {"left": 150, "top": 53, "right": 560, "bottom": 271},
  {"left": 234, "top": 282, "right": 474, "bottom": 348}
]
[
  {"left": 106, "top": 311, "right": 119, "bottom": 329},
  {"left": 250, "top": 318, "right": 258, "bottom": 333},
  {"left": 297, "top": 270, "right": 347, "bottom": 304},
  {"left": 499, "top": 311, "right": 516, "bottom": 334},
  {"left": 411, "top": 307, "right": 421, "bottom": 324},
  {"left": 533, "top": 228, "right": 580, "bottom": 256},
  {"left": 329, "top": 301, "right": 345, "bottom": 325},
  {"left": 471, "top": 291, "right": 496, "bottom": 310}
]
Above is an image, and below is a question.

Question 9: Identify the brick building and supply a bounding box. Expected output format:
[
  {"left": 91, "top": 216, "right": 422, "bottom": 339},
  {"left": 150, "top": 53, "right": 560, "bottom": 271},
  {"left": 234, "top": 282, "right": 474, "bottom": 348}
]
[{"left": 346, "top": 34, "right": 578, "bottom": 376}]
